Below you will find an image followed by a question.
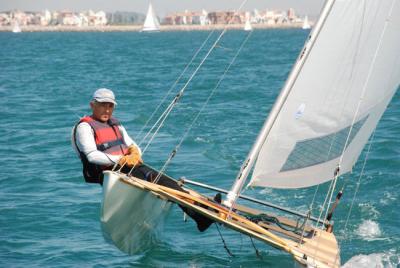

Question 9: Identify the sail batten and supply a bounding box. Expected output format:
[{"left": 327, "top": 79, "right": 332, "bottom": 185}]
[{"left": 248, "top": 0, "right": 400, "bottom": 189}]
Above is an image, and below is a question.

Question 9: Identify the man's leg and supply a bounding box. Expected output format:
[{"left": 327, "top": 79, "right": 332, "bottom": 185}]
[{"left": 123, "top": 164, "right": 215, "bottom": 232}]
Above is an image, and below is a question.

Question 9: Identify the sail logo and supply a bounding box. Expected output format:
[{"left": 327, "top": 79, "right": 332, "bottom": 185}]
[{"left": 295, "top": 103, "right": 306, "bottom": 119}]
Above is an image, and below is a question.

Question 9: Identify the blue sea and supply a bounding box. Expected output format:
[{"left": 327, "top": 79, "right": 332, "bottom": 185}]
[{"left": 1, "top": 29, "right": 399, "bottom": 267}]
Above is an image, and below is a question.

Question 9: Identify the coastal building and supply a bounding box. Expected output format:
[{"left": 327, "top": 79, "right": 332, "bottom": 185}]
[
  {"left": 200, "top": 9, "right": 210, "bottom": 25},
  {"left": 0, "top": 13, "right": 10, "bottom": 26},
  {"left": 10, "top": 10, "right": 29, "bottom": 25},
  {"left": 208, "top": 11, "right": 241, "bottom": 24},
  {"left": 0, "top": 7, "right": 302, "bottom": 28},
  {"left": 287, "top": 8, "right": 296, "bottom": 21},
  {"left": 61, "top": 11, "right": 81, "bottom": 26},
  {"left": 164, "top": 10, "right": 210, "bottom": 25}
]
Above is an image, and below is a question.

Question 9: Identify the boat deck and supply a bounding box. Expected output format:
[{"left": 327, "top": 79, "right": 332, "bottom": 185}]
[{"left": 117, "top": 174, "right": 340, "bottom": 267}]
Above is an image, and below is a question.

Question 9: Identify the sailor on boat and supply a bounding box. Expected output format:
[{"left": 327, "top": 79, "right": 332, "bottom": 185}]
[{"left": 72, "top": 88, "right": 214, "bottom": 231}]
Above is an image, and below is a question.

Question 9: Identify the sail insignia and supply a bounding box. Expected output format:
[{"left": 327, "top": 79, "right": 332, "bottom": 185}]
[{"left": 281, "top": 115, "right": 369, "bottom": 172}]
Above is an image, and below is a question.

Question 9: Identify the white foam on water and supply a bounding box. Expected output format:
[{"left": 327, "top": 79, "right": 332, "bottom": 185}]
[
  {"left": 342, "top": 252, "right": 400, "bottom": 268},
  {"left": 358, "top": 203, "right": 381, "bottom": 219},
  {"left": 194, "top": 137, "right": 209, "bottom": 143},
  {"left": 379, "top": 191, "right": 397, "bottom": 205},
  {"left": 356, "top": 219, "right": 381, "bottom": 240}
]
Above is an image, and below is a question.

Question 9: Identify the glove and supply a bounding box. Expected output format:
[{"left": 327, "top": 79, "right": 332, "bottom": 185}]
[
  {"left": 118, "top": 153, "right": 142, "bottom": 167},
  {"left": 127, "top": 145, "right": 140, "bottom": 155},
  {"left": 119, "top": 146, "right": 143, "bottom": 167}
]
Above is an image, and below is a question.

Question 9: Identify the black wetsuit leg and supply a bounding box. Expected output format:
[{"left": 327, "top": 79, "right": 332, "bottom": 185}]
[{"left": 120, "top": 164, "right": 214, "bottom": 232}]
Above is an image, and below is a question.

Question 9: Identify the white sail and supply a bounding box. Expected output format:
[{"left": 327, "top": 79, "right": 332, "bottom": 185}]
[
  {"left": 248, "top": 0, "right": 400, "bottom": 189},
  {"left": 244, "top": 12, "right": 253, "bottom": 31},
  {"left": 12, "top": 21, "right": 21, "bottom": 33},
  {"left": 302, "top": 15, "right": 311, "bottom": 30},
  {"left": 142, "top": 3, "right": 160, "bottom": 32}
]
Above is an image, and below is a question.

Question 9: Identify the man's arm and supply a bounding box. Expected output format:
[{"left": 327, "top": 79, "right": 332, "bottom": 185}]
[
  {"left": 119, "top": 125, "right": 142, "bottom": 155},
  {"left": 74, "top": 122, "right": 120, "bottom": 166}
]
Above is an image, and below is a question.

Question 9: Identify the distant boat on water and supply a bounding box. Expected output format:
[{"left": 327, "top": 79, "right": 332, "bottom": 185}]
[
  {"left": 12, "top": 21, "right": 21, "bottom": 33},
  {"left": 244, "top": 20, "right": 252, "bottom": 31},
  {"left": 142, "top": 3, "right": 160, "bottom": 32},
  {"left": 244, "top": 12, "right": 253, "bottom": 31},
  {"left": 302, "top": 15, "right": 311, "bottom": 30}
]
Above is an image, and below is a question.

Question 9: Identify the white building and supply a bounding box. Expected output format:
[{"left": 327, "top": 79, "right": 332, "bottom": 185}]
[
  {"left": 94, "top": 11, "right": 107, "bottom": 25},
  {"left": 200, "top": 9, "right": 210, "bottom": 25}
]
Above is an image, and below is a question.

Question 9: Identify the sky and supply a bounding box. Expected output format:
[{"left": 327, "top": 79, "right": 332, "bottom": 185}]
[{"left": 0, "top": 0, "right": 325, "bottom": 17}]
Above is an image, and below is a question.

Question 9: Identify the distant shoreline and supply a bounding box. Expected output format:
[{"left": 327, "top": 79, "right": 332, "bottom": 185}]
[{"left": 1, "top": 23, "right": 305, "bottom": 32}]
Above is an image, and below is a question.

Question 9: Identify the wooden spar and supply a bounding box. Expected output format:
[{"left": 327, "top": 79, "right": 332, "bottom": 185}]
[
  {"left": 122, "top": 177, "right": 292, "bottom": 251},
  {"left": 182, "top": 178, "right": 325, "bottom": 224},
  {"left": 118, "top": 175, "right": 339, "bottom": 267}
]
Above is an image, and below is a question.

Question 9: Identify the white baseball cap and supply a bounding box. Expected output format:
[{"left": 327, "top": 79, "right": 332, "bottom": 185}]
[{"left": 92, "top": 88, "right": 117, "bottom": 105}]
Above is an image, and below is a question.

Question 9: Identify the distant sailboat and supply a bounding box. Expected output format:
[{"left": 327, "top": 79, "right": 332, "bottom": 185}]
[
  {"left": 244, "top": 13, "right": 253, "bottom": 31},
  {"left": 142, "top": 3, "right": 160, "bottom": 32},
  {"left": 12, "top": 21, "right": 21, "bottom": 33},
  {"left": 302, "top": 15, "right": 311, "bottom": 30}
]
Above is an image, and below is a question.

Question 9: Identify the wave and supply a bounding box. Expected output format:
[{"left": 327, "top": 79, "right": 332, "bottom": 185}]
[
  {"left": 342, "top": 251, "right": 399, "bottom": 268},
  {"left": 356, "top": 220, "right": 381, "bottom": 240}
]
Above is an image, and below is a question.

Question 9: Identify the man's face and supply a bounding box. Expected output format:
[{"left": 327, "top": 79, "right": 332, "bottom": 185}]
[{"left": 90, "top": 101, "right": 114, "bottom": 122}]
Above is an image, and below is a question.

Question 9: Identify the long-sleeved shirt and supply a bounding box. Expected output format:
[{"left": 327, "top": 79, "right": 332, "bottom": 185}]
[{"left": 72, "top": 122, "right": 141, "bottom": 166}]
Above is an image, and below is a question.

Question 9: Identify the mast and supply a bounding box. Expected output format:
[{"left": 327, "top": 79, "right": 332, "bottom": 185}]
[{"left": 224, "top": 0, "right": 337, "bottom": 207}]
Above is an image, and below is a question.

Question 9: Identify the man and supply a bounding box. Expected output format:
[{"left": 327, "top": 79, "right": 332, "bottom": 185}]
[{"left": 72, "top": 88, "right": 214, "bottom": 231}]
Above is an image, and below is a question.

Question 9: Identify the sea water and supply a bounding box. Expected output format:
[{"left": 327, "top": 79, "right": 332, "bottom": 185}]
[{"left": 0, "top": 30, "right": 399, "bottom": 267}]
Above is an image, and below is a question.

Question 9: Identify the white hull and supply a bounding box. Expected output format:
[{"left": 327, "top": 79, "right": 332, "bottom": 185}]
[
  {"left": 141, "top": 27, "right": 160, "bottom": 32},
  {"left": 302, "top": 16, "right": 311, "bottom": 30},
  {"left": 244, "top": 21, "right": 252, "bottom": 31},
  {"left": 12, "top": 24, "right": 21, "bottom": 33},
  {"left": 101, "top": 171, "right": 172, "bottom": 254}
]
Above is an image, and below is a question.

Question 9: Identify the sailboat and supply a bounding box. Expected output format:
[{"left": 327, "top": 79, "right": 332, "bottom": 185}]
[
  {"left": 12, "top": 21, "right": 21, "bottom": 33},
  {"left": 244, "top": 12, "right": 253, "bottom": 31},
  {"left": 302, "top": 15, "right": 311, "bottom": 30},
  {"left": 101, "top": 0, "right": 400, "bottom": 267},
  {"left": 141, "top": 3, "right": 160, "bottom": 32}
]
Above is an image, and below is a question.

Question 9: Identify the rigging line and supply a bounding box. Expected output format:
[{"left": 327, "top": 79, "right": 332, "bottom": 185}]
[
  {"left": 138, "top": 28, "right": 228, "bottom": 154},
  {"left": 139, "top": 101, "right": 174, "bottom": 148},
  {"left": 137, "top": 30, "right": 216, "bottom": 145},
  {"left": 153, "top": 31, "right": 254, "bottom": 184},
  {"left": 316, "top": 176, "right": 335, "bottom": 229},
  {"left": 323, "top": 0, "right": 368, "bottom": 223},
  {"left": 331, "top": 141, "right": 375, "bottom": 268},
  {"left": 343, "top": 130, "right": 376, "bottom": 233},
  {"left": 137, "top": 0, "right": 250, "bottom": 155},
  {"left": 323, "top": 168, "right": 340, "bottom": 225},
  {"left": 215, "top": 223, "right": 235, "bottom": 257},
  {"left": 311, "top": 0, "right": 368, "bottom": 184},
  {"left": 249, "top": 236, "right": 262, "bottom": 259},
  {"left": 309, "top": 184, "right": 320, "bottom": 227},
  {"left": 327, "top": 0, "right": 394, "bottom": 220},
  {"left": 297, "top": 210, "right": 312, "bottom": 246},
  {"left": 141, "top": 99, "right": 176, "bottom": 154}
]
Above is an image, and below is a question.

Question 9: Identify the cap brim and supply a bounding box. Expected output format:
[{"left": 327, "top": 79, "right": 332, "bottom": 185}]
[{"left": 93, "top": 98, "right": 117, "bottom": 105}]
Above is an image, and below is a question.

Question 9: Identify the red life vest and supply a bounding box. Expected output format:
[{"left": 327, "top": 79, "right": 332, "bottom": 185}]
[
  {"left": 73, "top": 116, "right": 129, "bottom": 184},
  {"left": 79, "top": 116, "right": 129, "bottom": 156}
]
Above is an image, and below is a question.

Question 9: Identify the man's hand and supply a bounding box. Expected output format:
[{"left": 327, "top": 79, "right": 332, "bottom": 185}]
[
  {"left": 127, "top": 145, "right": 140, "bottom": 155},
  {"left": 118, "top": 145, "right": 143, "bottom": 167}
]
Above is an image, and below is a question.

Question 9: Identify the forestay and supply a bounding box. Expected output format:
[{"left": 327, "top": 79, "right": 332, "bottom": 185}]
[{"left": 250, "top": 0, "right": 400, "bottom": 188}]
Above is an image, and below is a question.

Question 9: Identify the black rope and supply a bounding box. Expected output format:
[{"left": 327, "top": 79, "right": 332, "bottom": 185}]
[
  {"left": 249, "top": 236, "right": 262, "bottom": 259},
  {"left": 215, "top": 224, "right": 234, "bottom": 257},
  {"left": 247, "top": 213, "right": 306, "bottom": 235}
]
